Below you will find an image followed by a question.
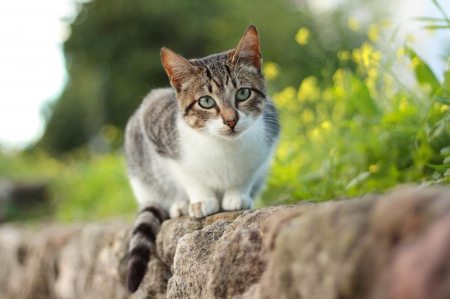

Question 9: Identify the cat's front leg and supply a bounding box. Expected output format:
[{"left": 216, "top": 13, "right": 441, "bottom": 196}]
[
  {"left": 169, "top": 162, "right": 220, "bottom": 218},
  {"left": 187, "top": 183, "right": 220, "bottom": 218},
  {"left": 178, "top": 174, "right": 220, "bottom": 218},
  {"left": 222, "top": 187, "right": 254, "bottom": 211},
  {"left": 189, "top": 196, "right": 220, "bottom": 218},
  {"left": 169, "top": 200, "right": 189, "bottom": 218},
  {"left": 222, "top": 191, "right": 253, "bottom": 211}
]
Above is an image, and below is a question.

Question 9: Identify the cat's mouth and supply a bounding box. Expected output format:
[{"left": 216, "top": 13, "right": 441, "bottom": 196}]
[
  {"left": 212, "top": 122, "right": 248, "bottom": 138},
  {"left": 222, "top": 128, "right": 243, "bottom": 138}
]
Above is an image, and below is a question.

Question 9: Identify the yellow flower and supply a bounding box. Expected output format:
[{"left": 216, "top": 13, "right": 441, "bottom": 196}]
[
  {"left": 310, "top": 128, "right": 321, "bottom": 140},
  {"left": 411, "top": 57, "right": 420, "bottom": 69},
  {"left": 321, "top": 121, "right": 331, "bottom": 130},
  {"left": 332, "top": 68, "right": 345, "bottom": 84},
  {"left": 274, "top": 86, "right": 296, "bottom": 108},
  {"left": 263, "top": 62, "right": 279, "bottom": 80},
  {"left": 295, "top": 27, "right": 310, "bottom": 46},
  {"left": 352, "top": 48, "right": 362, "bottom": 63},
  {"left": 399, "top": 98, "right": 409, "bottom": 112},
  {"left": 367, "top": 24, "right": 379, "bottom": 42},
  {"left": 396, "top": 47, "right": 405, "bottom": 63},
  {"left": 297, "top": 76, "right": 319, "bottom": 102},
  {"left": 332, "top": 103, "right": 344, "bottom": 122},
  {"left": 367, "top": 68, "right": 378, "bottom": 79},
  {"left": 337, "top": 51, "right": 350, "bottom": 61},
  {"left": 276, "top": 142, "right": 290, "bottom": 160},
  {"left": 301, "top": 109, "right": 315, "bottom": 124},
  {"left": 361, "top": 43, "right": 373, "bottom": 68},
  {"left": 323, "top": 88, "right": 333, "bottom": 102},
  {"left": 361, "top": 43, "right": 381, "bottom": 70},
  {"left": 441, "top": 105, "right": 448, "bottom": 113},
  {"left": 369, "top": 165, "right": 379, "bottom": 173},
  {"left": 348, "top": 18, "right": 361, "bottom": 32},
  {"left": 372, "top": 51, "right": 381, "bottom": 62}
]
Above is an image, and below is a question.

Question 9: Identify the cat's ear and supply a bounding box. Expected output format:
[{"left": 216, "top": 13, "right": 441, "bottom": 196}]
[
  {"left": 231, "top": 25, "right": 262, "bottom": 69},
  {"left": 161, "top": 47, "right": 195, "bottom": 90}
]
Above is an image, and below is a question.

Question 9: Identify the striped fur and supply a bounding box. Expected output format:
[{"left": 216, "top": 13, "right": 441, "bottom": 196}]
[
  {"left": 126, "top": 206, "right": 167, "bottom": 292},
  {"left": 124, "top": 25, "right": 279, "bottom": 292}
]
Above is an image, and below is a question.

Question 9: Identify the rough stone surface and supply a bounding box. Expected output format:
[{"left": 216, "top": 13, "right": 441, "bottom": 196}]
[
  {"left": 0, "top": 222, "right": 130, "bottom": 299},
  {"left": 155, "top": 215, "right": 204, "bottom": 271},
  {"left": 1, "top": 187, "right": 450, "bottom": 299}
]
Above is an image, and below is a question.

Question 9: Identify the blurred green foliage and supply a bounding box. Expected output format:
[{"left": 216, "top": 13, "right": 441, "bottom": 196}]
[
  {"left": 1, "top": 0, "right": 449, "bottom": 222},
  {"left": 263, "top": 15, "right": 450, "bottom": 205},
  {"left": 0, "top": 148, "right": 136, "bottom": 222}
]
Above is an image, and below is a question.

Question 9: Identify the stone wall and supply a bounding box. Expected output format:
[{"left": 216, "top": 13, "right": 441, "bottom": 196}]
[{"left": 1, "top": 187, "right": 450, "bottom": 299}]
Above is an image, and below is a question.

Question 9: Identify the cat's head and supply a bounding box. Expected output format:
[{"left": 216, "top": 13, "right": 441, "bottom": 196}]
[{"left": 161, "top": 25, "right": 266, "bottom": 139}]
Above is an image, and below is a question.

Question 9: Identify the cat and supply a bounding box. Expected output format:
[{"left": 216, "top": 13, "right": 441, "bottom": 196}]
[{"left": 124, "top": 25, "right": 279, "bottom": 292}]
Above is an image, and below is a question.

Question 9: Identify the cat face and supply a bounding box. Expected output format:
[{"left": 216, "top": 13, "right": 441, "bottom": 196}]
[{"left": 161, "top": 25, "right": 267, "bottom": 139}]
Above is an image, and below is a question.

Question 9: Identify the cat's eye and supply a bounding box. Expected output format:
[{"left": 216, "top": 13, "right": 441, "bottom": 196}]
[
  {"left": 236, "top": 88, "right": 251, "bottom": 101},
  {"left": 198, "top": 96, "right": 216, "bottom": 109}
]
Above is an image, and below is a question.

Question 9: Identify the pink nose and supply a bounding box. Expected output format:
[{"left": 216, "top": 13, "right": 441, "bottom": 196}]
[{"left": 223, "top": 118, "right": 238, "bottom": 129}]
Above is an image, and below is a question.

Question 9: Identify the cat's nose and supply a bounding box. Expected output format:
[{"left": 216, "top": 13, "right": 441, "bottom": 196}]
[{"left": 223, "top": 118, "right": 238, "bottom": 129}]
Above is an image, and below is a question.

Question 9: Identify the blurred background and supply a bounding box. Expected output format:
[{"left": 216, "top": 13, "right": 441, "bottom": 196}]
[{"left": 0, "top": 0, "right": 449, "bottom": 223}]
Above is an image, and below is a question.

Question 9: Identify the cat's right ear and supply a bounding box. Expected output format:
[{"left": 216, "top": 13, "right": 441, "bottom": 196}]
[
  {"left": 161, "top": 47, "right": 194, "bottom": 90},
  {"left": 231, "top": 25, "right": 262, "bottom": 70}
]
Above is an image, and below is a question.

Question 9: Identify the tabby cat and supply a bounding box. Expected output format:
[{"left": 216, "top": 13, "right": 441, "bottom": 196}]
[{"left": 124, "top": 25, "right": 279, "bottom": 292}]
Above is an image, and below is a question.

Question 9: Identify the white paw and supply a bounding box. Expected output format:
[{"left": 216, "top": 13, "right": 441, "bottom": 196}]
[
  {"left": 222, "top": 193, "right": 253, "bottom": 211},
  {"left": 169, "top": 200, "right": 189, "bottom": 218},
  {"left": 189, "top": 198, "right": 220, "bottom": 218}
]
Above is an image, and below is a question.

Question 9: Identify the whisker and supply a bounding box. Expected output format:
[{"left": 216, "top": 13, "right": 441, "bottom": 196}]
[
  {"left": 166, "top": 126, "right": 179, "bottom": 138},
  {"left": 265, "top": 101, "right": 290, "bottom": 116}
]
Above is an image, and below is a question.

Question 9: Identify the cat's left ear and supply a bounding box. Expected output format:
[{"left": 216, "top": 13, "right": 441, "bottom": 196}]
[
  {"left": 231, "top": 25, "right": 262, "bottom": 70},
  {"left": 161, "top": 47, "right": 195, "bottom": 90}
]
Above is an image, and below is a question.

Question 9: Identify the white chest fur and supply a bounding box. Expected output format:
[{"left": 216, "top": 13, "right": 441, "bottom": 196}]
[{"left": 169, "top": 116, "right": 272, "bottom": 191}]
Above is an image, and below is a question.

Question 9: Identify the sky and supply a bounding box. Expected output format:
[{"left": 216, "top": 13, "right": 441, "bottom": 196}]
[
  {"left": 0, "top": 0, "right": 449, "bottom": 150},
  {"left": 0, "top": 0, "right": 76, "bottom": 149}
]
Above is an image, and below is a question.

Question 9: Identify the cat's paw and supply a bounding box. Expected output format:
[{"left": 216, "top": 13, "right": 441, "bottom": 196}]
[
  {"left": 189, "top": 198, "right": 220, "bottom": 218},
  {"left": 222, "top": 193, "right": 253, "bottom": 211},
  {"left": 169, "top": 200, "right": 189, "bottom": 218}
]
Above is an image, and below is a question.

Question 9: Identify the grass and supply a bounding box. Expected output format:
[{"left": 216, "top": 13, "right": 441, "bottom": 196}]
[{"left": 0, "top": 149, "right": 137, "bottom": 222}]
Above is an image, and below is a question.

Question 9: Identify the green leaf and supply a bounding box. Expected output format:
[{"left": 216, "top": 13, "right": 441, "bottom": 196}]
[
  {"left": 436, "top": 97, "right": 450, "bottom": 106},
  {"left": 345, "top": 171, "right": 371, "bottom": 190},
  {"left": 422, "top": 25, "right": 450, "bottom": 30},
  {"left": 431, "top": 0, "right": 450, "bottom": 24},
  {"left": 348, "top": 73, "right": 380, "bottom": 117},
  {"left": 413, "top": 17, "right": 448, "bottom": 22},
  {"left": 405, "top": 47, "right": 441, "bottom": 94},
  {"left": 426, "top": 163, "right": 450, "bottom": 171},
  {"left": 441, "top": 146, "right": 450, "bottom": 155}
]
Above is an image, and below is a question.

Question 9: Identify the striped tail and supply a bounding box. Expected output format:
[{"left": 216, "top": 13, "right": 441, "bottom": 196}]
[{"left": 126, "top": 206, "right": 168, "bottom": 293}]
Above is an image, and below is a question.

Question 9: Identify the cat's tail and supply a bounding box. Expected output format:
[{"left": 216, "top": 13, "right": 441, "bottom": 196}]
[{"left": 126, "top": 205, "right": 168, "bottom": 293}]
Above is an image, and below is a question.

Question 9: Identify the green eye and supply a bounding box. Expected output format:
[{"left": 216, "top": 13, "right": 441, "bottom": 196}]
[
  {"left": 236, "top": 88, "right": 251, "bottom": 101},
  {"left": 198, "top": 96, "right": 216, "bottom": 109}
]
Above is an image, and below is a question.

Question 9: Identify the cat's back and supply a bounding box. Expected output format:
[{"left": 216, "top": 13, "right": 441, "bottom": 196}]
[
  {"left": 125, "top": 88, "right": 180, "bottom": 175},
  {"left": 138, "top": 88, "right": 178, "bottom": 123}
]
